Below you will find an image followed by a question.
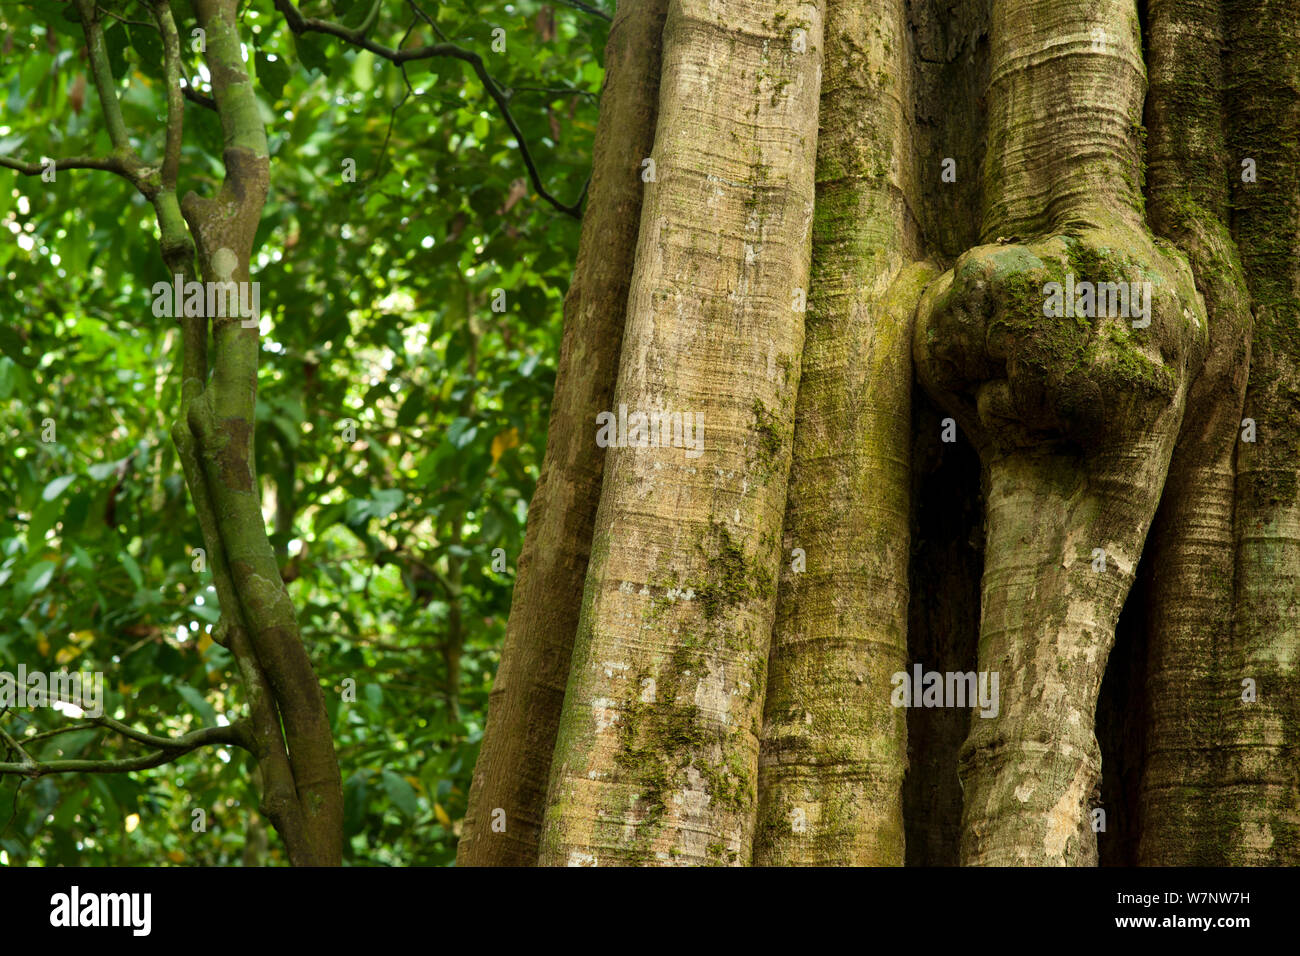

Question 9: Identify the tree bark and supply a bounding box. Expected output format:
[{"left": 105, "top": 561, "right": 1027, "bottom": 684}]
[
  {"left": 751, "top": 0, "right": 930, "bottom": 860},
  {"left": 1219, "top": 0, "right": 1300, "bottom": 865},
  {"left": 464, "top": 0, "right": 1300, "bottom": 868},
  {"left": 914, "top": 0, "right": 1207, "bottom": 865},
  {"left": 538, "top": 0, "right": 823, "bottom": 866},
  {"left": 457, "top": 0, "right": 669, "bottom": 866},
  {"left": 171, "top": 0, "right": 342, "bottom": 866},
  {"left": 1136, "top": 0, "right": 1251, "bottom": 866}
]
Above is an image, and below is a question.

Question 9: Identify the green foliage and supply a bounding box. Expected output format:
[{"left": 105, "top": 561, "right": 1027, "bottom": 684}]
[{"left": 0, "top": 0, "right": 607, "bottom": 865}]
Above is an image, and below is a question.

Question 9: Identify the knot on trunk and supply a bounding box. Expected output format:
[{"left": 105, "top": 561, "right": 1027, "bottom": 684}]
[{"left": 914, "top": 227, "right": 1207, "bottom": 456}]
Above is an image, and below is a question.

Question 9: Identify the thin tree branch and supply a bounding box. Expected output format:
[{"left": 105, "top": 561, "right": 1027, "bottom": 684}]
[
  {"left": 508, "top": 85, "right": 599, "bottom": 100},
  {"left": 74, "top": 0, "right": 135, "bottom": 152},
  {"left": 0, "top": 723, "right": 35, "bottom": 769},
  {"left": 97, "top": 4, "right": 157, "bottom": 30},
  {"left": 0, "top": 723, "right": 249, "bottom": 779},
  {"left": 183, "top": 83, "right": 218, "bottom": 110},
  {"left": 152, "top": 0, "right": 185, "bottom": 189},
  {"left": 271, "top": 0, "right": 585, "bottom": 217},
  {"left": 0, "top": 153, "right": 132, "bottom": 177}
]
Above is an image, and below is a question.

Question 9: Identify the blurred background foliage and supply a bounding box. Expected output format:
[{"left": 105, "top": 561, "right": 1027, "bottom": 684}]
[{"left": 0, "top": 0, "right": 605, "bottom": 864}]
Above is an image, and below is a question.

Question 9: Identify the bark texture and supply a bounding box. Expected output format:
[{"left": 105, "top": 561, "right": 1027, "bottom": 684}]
[
  {"left": 753, "top": 0, "right": 928, "bottom": 866},
  {"left": 1220, "top": 0, "right": 1300, "bottom": 865},
  {"left": 914, "top": 0, "right": 1208, "bottom": 865},
  {"left": 466, "top": 0, "right": 1300, "bottom": 868},
  {"left": 1136, "top": 0, "right": 1251, "bottom": 866},
  {"left": 538, "top": 0, "right": 823, "bottom": 866},
  {"left": 458, "top": 0, "right": 668, "bottom": 867},
  {"left": 170, "top": 0, "right": 342, "bottom": 865}
]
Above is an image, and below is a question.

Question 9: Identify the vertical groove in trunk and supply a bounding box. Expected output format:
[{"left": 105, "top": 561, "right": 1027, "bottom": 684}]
[
  {"left": 752, "top": 0, "right": 927, "bottom": 867},
  {"left": 458, "top": 0, "right": 668, "bottom": 866},
  {"left": 1221, "top": 0, "right": 1300, "bottom": 865},
  {"left": 1096, "top": 563, "right": 1148, "bottom": 866},
  {"left": 538, "top": 0, "right": 823, "bottom": 866},
  {"left": 899, "top": 0, "right": 990, "bottom": 867},
  {"left": 1136, "top": 0, "right": 1252, "bottom": 866},
  {"left": 904, "top": 394, "right": 983, "bottom": 866},
  {"left": 907, "top": 0, "right": 990, "bottom": 259}
]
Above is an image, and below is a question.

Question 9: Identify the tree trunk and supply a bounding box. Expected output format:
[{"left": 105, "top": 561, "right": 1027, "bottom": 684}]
[
  {"left": 457, "top": 0, "right": 669, "bottom": 866},
  {"left": 752, "top": 0, "right": 927, "bottom": 867},
  {"left": 1136, "top": 0, "right": 1250, "bottom": 866},
  {"left": 1218, "top": 0, "right": 1300, "bottom": 864},
  {"left": 172, "top": 0, "right": 342, "bottom": 866},
  {"left": 537, "top": 0, "right": 822, "bottom": 866},
  {"left": 467, "top": 0, "right": 1300, "bottom": 867}
]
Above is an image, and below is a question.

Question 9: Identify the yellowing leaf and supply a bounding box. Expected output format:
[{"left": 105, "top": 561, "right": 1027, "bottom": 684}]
[
  {"left": 168, "top": 850, "right": 186, "bottom": 863},
  {"left": 434, "top": 803, "right": 451, "bottom": 827},
  {"left": 491, "top": 427, "right": 520, "bottom": 464},
  {"left": 55, "top": 645, "right": 80, "bottom": 664},
  {"left": 37, "top": 636, "right": 50, "bottom": 656}
]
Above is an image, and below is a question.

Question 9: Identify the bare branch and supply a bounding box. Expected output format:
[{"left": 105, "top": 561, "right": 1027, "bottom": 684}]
[
  {"left": 151, "top": 0, "right": 186, "bottom": 189},
  {"left": 74, "top": 0, "right": 135, "bottom": 152},
  {"left": 555, "top": 0, "right": 612, "bottom": 22},
  {"left": 0, "top": 153, "right": 133, "bottom": 178},
  {"left": 271, "top": 0, "right": 586, "bottom": 218},
  {"left": 0, "top": 722, "right": 249, "bottom": 779},
  {"left": 183, "top": 83, "right": 218, "bottom": 110}
]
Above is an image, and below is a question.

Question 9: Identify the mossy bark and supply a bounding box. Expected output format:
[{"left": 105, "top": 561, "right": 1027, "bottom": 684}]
[
  {"left": 752, "top": 0, "right": 927, "bottom": 867},
  {"left": 1219, "top": 0, "right": 1300, "bottom": 865},
  {"left": 1136, "top": 0, "right": 1252, "bottom": 866},
  {"left": 170, "top": 0, "right": 342, "bottom": 866},
  {"left": 458, "top": 0, "right": 668, "bottom": 867},
  {"left": 914, "top": 0, "right": 1206, "bottom": 865},
  {"left": 472, "top": 0, "right": 1299, "bottom": 868},
  {"left": 538, "top": 0, "right": 823, "bottom": 866}
]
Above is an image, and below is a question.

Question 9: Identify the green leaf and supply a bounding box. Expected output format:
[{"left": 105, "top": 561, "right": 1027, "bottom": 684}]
[
  {"left": 17, "top": 560, "right": 56, "bottom": 600},
  {"left": 381, "top": 769, "right": 419, "bottom": 819},
  {"left": 27, "top": 498, "right": 61, "bottom": 546},
  {"left": 190, "top": 602, "right": 220, "bottom": 624},
  {"left": 294, "top": 33, "right": 331, "bottom": 74},
  {"left": 351, "top": 49, "right": 374, "bottom": 91},
  {"left": 369, "top": 488, "right": 404, "bottom": 520},
  {"left": 257, "top": 51, "right": 291, "bottom": 101},
  {"left": 119, "top": 551, "right": 143, "bottom": 589},
  {"left": 127, "top": 23, "right": 165, "bottom": 80},
  {"left": 343, "top": 771, "right": 368, "bottom": 835},
  {"left": 41, "top": 474, "right": 76, "bottom": 501},
  {"left": 447, "top": 417, "right": 477, "bottom": 449},
  {"left": 0, "top": 327, "right": 36, "bottom": 368},
  {"left": 176, "top": 683, "right": 217, "bottom": 726}
]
